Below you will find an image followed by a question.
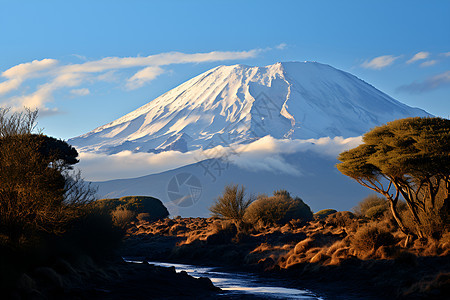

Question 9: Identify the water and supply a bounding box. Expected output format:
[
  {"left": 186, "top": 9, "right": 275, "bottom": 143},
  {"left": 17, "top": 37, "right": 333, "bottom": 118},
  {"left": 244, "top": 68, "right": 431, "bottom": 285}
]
[{"left": 124, "top": 259, "right": 323, "bottom": 299}]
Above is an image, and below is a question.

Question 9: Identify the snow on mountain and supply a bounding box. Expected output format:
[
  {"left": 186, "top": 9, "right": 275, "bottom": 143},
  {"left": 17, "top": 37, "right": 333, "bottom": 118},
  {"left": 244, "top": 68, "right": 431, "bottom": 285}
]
[{"left": 69, "top": 62, "right": 429, "bottom": 154}]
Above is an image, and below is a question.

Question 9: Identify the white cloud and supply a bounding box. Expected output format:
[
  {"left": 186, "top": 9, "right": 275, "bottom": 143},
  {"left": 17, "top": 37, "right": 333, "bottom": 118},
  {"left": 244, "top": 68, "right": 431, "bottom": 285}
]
[
  {"left": 2, "top": 58, "right": 58, "bottom": 78},
  {"left": 235, "top": 135, "right": 362, "bottom": 159},
  {"left": 276, "top": 43, "right": 287, "bottom": 50},
  {"left": 77, "top": 135, "right": 362, "bottom": 181},
  {"left": 96, "top": 71, "right": 118, "bottom": 82},
  {"left": 0, "top": 49, "right": 262, "bottom": 112},
  {"left": 9, "top": 72, "right": 85, "bottom": 110},
  {"left": 0, "top": 78, "right": 21, "bottom": 96},
  {"left": 60, "top": 50, "right": 260, "bottom": 74},
  {"left": 78, "top": 149, "right": 203, "bottom": 181},
  {"left": 126, "top": 66, "right": 164, "bottom": 90},
  {"left": 0, "top": 58, "right": 58, "bottom": 95},
  {"left": 70, "top": 88, "right": 90, "bottom": 96},
  {"left": 398, "top": 71, "right": 450, "bottom": 93},
  {"left": 420, "top": 60, "right": 437, "bottom": 67},
  {"left": 442, "top": 52, "right": 450, "bottom": 57},
  {"left": 361, "top": 55, "right": 400, "bottom": 70},
  {"left": 407, "top": 51, "right": 430, "bottom": 64}
]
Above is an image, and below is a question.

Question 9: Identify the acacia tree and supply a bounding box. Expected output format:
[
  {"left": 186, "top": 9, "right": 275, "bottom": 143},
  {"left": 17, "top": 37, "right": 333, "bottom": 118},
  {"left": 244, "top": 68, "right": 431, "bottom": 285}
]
[{"left": 337, "top": 117, "right": 450, "bottom": 238}]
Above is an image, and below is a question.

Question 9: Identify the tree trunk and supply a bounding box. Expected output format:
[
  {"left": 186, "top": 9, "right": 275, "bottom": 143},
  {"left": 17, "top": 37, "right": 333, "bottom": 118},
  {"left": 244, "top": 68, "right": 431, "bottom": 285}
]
[
  {"left": 398, "top": 186, "right": 424, "bottom": 238},
  {"left": 388, "top": 198, "right": 409, "bottom": 235}
]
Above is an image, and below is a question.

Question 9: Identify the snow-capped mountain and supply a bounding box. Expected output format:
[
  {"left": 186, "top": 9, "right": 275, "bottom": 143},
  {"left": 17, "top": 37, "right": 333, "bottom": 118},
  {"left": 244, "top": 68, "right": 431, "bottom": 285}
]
[
  {"left": 71, "top": 61, "right": 432, "bottom": 217},
  {"left": 69, "top": 62, "right": 429, "bottom": 154}
]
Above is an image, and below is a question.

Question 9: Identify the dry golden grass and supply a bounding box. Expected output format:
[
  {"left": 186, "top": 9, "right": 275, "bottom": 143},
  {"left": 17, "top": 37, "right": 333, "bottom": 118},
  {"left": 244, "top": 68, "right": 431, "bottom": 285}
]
[{"left": 350, "top": 224, "right": 396, "bottom": 257}]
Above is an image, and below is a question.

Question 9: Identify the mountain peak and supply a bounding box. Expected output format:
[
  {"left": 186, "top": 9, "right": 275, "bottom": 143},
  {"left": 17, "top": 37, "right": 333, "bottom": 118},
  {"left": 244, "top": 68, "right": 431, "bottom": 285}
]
[{"left": 69, "top": 62, "right": 429, "bottom": 154}]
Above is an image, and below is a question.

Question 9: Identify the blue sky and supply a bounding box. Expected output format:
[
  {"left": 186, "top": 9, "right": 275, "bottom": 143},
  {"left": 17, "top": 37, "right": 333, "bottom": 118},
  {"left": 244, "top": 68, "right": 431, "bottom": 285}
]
[{"left": 1, "top": 0, "right": 449, "bottom": 140}]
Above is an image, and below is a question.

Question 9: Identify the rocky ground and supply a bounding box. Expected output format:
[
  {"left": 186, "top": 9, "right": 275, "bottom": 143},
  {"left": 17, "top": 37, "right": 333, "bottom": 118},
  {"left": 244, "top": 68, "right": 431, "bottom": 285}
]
[{"left": 122, "top": 213, "right": 450, "bottom": 299}]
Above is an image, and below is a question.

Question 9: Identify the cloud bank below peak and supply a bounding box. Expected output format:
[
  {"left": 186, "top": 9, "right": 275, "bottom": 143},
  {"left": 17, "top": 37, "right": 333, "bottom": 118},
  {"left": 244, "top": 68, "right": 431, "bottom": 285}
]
[{"left": 76, "top": 135, "right": 362, "bottom": 182}]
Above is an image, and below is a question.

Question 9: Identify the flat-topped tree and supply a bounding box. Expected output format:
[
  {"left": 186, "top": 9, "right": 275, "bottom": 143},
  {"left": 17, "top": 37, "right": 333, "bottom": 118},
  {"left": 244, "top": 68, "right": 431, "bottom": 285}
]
[{"left": 337, "top": 117, "right": 450, "bottom": 239}]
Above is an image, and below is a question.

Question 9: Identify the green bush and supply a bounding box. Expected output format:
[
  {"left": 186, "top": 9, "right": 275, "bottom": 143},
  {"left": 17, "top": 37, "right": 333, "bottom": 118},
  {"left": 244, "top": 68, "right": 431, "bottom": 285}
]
[
  {"left": 244, "top": 191, "right": 313, "bottom": 226},
  {"left": 314, "top": 209, "right": 337, "bottom": 220},
  {"left": 366, "top": 205, "right": 387, "bottom": 219},
  {"left": 353, "top": 194, "right": 389, "bottom": 219},
  {"left": 95, "top": 196, "right": 169, "bottom": 221}
]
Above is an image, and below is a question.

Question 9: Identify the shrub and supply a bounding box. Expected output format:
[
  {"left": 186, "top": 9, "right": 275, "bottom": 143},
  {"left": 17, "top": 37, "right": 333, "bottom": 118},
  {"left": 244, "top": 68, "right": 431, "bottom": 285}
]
[
  {"left": 137, "top": 213, "right": 152, "bottom": 222},
  {"left": 400, "top": 207, "right": 445, "bottom": 240},
  {"left": 206, "top": 221, "right": 238, "bottom": 245},
  {"left": 365, "top": 205, "right": 388, "bottom": 219},
  {"left": 314, "top": 209, "right": 337, "bottom": 220},
  {"left": 95, "top": 196, "right": 169, "bottom": 221},
  {"left": 244, "top": 191, "right": 313, "bottom": 226},
  {"left": 440, "top": 231, "right": 450, "bottom": 251},
  {"left": 353, "top": 194, "right": 389, "bottom": 219},
  {"left": 351, "top": 224, "right": 396, "bottom": 254},
  {"left": 273, "top": 189, "right": 291, "bottom": 198},
  {"left": 111, "top": 207, "right": 136, "bottom": 228},
  {"left": 325, "top": 211, "right": 356, "bottom": 228},
  {"left": 209, "top": 184, "right": 254, "bottom": 221}
]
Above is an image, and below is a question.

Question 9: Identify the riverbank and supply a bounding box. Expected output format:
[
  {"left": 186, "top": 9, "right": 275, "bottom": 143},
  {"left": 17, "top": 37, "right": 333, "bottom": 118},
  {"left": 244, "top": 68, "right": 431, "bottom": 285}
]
[
  {"left": 7, "top": 255, "right": 220, "bottom": 299},
  {"left": 122, "top": 214, "right": 450, "bottom": 299}
]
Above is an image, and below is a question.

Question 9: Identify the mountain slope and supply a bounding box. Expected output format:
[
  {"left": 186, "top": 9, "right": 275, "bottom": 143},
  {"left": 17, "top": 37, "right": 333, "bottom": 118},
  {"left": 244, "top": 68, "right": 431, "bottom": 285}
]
[{"left": 69, "top": 62, "right": 429, "bottom": 154}]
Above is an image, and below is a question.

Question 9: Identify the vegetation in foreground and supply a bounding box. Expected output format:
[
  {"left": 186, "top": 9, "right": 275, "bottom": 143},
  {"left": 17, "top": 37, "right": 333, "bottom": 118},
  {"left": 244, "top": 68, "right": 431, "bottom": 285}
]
[
  {"left": 337, "top": 117, "right": 450, "bottom": 241},
  {"left": 95, "top": 196, "right": 169, "bottom": 228},
  {"left": 123, "top": 117, "right": 450, "bottom": 299},
  {"left": 125, "top": 193, "right": 450, "bottom": 299},
  {"left": 0, "top": 108, "right": 217, "bottom": 299},
  {"left": 2, "top": 112, "right": 449, "bottom": 299},
  {"left": 0, "top": 108, "right": 127, "bottom": 297}
]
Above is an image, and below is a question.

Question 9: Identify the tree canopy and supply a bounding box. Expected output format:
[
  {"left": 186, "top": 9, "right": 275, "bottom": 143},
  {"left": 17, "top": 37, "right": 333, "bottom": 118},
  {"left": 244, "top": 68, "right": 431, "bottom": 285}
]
[
  {"left": 337, "top": 117, "right": 450, "bottom": 238},
  {"left": 0, "top": 109, "right": 90, "bottom": 242}
]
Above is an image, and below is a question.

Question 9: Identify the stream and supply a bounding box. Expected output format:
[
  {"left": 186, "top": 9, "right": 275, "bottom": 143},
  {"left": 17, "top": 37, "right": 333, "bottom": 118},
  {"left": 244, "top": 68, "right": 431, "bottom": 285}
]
[{"left": 125, "top": 258, "right": 323, "bottom": 299}]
